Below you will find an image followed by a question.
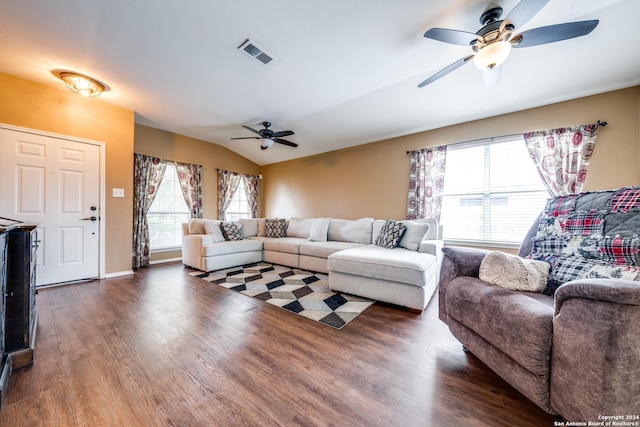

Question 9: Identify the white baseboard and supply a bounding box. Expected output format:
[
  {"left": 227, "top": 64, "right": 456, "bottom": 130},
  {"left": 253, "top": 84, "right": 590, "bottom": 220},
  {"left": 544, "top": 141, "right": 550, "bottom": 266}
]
[{"left": 104, "top": 270, "right": 134, "bottom": 278}]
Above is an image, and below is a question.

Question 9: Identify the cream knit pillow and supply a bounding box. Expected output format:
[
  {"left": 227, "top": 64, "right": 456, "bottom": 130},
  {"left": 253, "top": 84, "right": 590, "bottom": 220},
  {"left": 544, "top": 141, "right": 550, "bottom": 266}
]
[{"left": 479, "top": 251, "right": 550, "bottom": 292}]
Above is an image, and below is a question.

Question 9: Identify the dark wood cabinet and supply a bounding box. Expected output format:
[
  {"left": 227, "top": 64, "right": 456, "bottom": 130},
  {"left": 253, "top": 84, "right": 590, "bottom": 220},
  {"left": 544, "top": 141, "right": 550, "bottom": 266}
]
[{"left": 5, "top": 224, "right": 38, "bottom": 369}]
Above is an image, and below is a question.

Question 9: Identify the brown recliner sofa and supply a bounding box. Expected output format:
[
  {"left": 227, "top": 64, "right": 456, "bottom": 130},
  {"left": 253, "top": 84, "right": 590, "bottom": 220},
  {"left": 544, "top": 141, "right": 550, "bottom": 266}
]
[{"left": 438, "top": 188, "right": 640, "bottom": 422}]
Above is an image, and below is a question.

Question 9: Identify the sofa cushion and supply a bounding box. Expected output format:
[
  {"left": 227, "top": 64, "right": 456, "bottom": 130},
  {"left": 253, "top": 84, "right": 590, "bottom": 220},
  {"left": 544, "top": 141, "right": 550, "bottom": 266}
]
[
  {"left": 263, "top": 237, "right": 307, "bottom": 254},
  {"left": 204, "top": 220, "right": 225, "bottom": 243},
  {"left": 202, "top": 239, "right": 263, "bottom": 257},
  {"left": 328, "top": 245, "right": 437, "bottom": 287},
  {"left": 265, "top": 218, "right": 287, "bottom": 238},
  {"left": 299, "top": 240, "right": 363, "bottom": 258},
  {"left": 479, "top": 251, "right": 549, "bottom": 292},
  {"left": 239, "top": 218, "right": 259, "bottom": 237},
  {"left": 287, "top": 217, "right": 314, "bottom": 238},
  {"left": 221, "top": 221, "right": 243, "bottom": 241},
  {"left": 309, "top": 217, "right": 331, "bottom": 242},
  {"left": 375, "top": 219, "right": 407, "bottom": 249},
  {"left": 328, "top": 218, "right": 374, "bottom": 244},
  {"left": 445, "top": 277, "right": 553, "bottom": 377}
]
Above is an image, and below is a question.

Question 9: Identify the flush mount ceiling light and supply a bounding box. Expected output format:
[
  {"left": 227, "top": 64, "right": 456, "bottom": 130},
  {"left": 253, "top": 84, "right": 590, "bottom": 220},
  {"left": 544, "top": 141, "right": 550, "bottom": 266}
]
[{"left": 52, "top": 70, "right": 108, "bottom": 97}]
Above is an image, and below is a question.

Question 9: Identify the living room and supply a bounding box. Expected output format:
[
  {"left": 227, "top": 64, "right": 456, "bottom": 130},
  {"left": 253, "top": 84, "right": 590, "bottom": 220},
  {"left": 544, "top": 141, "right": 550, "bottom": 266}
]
[{"left": 1, "top": 0, "right": 640, "bottom": 425}]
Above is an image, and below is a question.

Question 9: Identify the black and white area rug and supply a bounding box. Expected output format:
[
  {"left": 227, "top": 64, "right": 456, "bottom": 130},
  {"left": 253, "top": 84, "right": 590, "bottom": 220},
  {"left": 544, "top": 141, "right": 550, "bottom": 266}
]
[{"left": 189, "top": 263, "right": 375, "bottom": 329}]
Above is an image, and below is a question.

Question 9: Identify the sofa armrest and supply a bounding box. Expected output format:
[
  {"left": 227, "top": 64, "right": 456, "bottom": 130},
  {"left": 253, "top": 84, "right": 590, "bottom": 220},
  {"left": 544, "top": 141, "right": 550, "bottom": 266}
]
[
  {"left": 438, "top": 246, "right": 490, "bottom": 322},
  {"left": 554, "top": 278, "right": 640, "bottom": 314},
  {"left": 551, "top": 279, "right": 640, "bottom": 420},
  {"left": 418, "top": 239, "right": 443, "bottom": 257},
  {"left": 181, "top": 234, "right": 214, "bottom": 270}
]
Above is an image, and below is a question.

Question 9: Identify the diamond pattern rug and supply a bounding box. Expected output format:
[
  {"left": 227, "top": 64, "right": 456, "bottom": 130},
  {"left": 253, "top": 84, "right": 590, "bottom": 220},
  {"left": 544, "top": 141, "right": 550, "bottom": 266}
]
[{"left": 189, "top": 263, "right": 375, "bottom": 329}]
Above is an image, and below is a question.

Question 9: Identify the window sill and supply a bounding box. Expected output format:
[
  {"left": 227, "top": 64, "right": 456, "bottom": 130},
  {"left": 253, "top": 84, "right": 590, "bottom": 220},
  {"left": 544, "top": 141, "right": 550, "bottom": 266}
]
[
  {"left": 443, "top": 239, "right": 521, "bottom": 250},
  {"left": 151, "top": 247, "right": 182, "bottom": 254}
]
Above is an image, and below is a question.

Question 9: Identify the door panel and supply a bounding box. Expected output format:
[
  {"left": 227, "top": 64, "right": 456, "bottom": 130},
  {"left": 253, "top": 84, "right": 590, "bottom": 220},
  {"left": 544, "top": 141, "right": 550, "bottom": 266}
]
[{"left": 0, "top": 127, "right": 101, "bottom": 286}]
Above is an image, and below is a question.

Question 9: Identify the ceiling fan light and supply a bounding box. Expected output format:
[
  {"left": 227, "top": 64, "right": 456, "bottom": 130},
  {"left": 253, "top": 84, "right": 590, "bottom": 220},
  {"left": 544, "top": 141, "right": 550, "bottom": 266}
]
[
  {"left": 473, "top": 41, "right": 512, "bottom": 70},
  {"left": 261, "top": 138, "right": 275, "bottom": 148}
]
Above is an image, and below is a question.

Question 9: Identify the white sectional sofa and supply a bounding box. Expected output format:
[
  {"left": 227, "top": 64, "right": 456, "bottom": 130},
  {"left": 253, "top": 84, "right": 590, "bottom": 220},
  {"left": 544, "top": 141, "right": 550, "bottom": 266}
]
[{"left": 182, "top": 217, "right": 443, "bottom": 311}]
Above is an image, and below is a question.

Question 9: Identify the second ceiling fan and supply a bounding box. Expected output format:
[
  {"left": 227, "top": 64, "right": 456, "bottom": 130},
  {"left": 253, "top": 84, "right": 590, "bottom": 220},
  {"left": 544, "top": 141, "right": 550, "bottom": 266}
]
[{"left": 418, "top": 0, "right": 599, "bottom": 87}]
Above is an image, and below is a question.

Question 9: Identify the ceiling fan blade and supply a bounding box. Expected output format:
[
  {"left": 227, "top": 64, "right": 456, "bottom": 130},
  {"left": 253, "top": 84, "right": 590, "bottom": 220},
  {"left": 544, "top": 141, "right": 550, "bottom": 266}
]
[
  {"left": 230, "top": 137, "right": 259, "bottom": 140},
  {"left": 418, "top": 55, "right": 474, "bottom": 88},
  {"left": 423, "top": 28, "right": 478, "bottom": 46},
  {"left": 501, "top": 0, "right": 550, "bottom": 31},
  {"left": 512, "top": 20, "right": 599, "bottom": 48},
  {"left": 273, "top": 130, "right": 294, "bottom": 138},
  {"left": 274, "top": 138, "right": 298, "bottom": 148},
  {"left": 482, "top": 65, "right": 502, "bottom": 87},
  {"left": 241, "top": 125, "right": 262, "bottom": 135}
]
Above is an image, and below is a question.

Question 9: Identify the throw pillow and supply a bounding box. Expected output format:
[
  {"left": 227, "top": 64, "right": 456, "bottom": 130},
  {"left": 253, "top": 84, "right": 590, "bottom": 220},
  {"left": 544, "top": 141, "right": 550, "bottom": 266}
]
[
  {"left": 239, "top": 218, "right": 259, "bottom": 238},
  {"left": 265, "top": 218, "right": 287, "bottom": 238},
  {"left": 308, "top": 217, "right": 331, "bottom": 242},
  {"left": 220, "top": 221, "right": 243, "bottom": 241},
  {"left": 204, "top": 220, "right": 225, "bottom": 243},
  {"left": 479, "top": 251, "right": 550, "bottom": 292},
  {"left": 398, "top": 221, "right": 431, "bottom": 251},
  {"left": 374, "top": 219, "right": 407, "bottom": 249}
]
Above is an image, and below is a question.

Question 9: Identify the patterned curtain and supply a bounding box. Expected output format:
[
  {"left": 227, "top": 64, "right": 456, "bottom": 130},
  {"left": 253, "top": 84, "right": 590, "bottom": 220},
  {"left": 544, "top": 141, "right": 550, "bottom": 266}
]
[
  {"left": 243, "top": 174, "right": 260, "bottom": 218},
  {"left": 217, "top": 169, "right": 241, "bottom": 220},
  {"left": 175, "top": 161, "right": 203, "bottom": 218},
  {"left": 406, "top": 145, "right": 447, "bottom": 222},
  {"left": 132, "top": 154, "right": 166, "bottom": 268},
  {"left": 523, "top": 123, "right": 601, "bottom": 195}
]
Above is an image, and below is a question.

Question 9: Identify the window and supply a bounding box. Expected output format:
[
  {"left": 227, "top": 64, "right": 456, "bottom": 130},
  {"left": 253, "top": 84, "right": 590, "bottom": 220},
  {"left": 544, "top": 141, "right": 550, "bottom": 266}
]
[
  {"left": 440, "top": 137, "right": 548, "bottom": 246},
  {"left": 224, "top": 178, "right": 252, "bottom": 221},
  {"left": 148, "top": 164, "right": 191, "bottom": 251}
]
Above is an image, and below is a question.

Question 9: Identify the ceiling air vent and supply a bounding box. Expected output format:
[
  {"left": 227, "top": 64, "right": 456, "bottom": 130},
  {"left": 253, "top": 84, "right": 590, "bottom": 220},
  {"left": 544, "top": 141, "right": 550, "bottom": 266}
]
[{"left": 238, "top": 39, "right": 275, "bottom": 65}]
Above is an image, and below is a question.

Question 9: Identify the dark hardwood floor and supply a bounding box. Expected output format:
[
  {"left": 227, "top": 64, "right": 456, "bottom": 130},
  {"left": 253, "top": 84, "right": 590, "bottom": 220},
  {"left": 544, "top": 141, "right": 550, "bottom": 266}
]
[{"left": 0, "top": 262, "right": 559, "bottom": 426}]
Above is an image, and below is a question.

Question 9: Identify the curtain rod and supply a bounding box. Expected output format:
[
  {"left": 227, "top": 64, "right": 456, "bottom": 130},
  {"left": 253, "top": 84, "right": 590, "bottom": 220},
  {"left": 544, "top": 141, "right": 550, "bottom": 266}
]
[{"left": 406, "top": 120, "right": 607, "bottom": 154}]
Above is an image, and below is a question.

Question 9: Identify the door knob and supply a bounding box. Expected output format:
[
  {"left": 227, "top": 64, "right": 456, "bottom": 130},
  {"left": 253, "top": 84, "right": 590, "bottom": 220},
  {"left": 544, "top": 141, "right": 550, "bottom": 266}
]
[{"left": 80, "top": 216, "right": 98, "bottom": 221}]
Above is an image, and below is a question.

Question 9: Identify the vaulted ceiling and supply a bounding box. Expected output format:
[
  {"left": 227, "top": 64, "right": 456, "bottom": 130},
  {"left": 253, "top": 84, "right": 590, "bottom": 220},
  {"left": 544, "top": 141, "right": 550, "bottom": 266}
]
[{"left": 1, "top": 0, "right": 639, "bottom": 165}]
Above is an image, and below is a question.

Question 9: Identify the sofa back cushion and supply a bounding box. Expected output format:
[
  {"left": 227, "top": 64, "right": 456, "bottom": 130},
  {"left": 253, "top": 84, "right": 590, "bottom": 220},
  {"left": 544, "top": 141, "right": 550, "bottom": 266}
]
[
  {"left": 528, "top": 187, "right": 640, "bottom": 294},
  {"left": 328, "top": 218, "right": 374, "bottom": 244},
  {"left": 188, "top": 218, "right": 208, "bottom": 235},
  {"left": 287, "top": 217, "right": 314, "bottom": 238}
]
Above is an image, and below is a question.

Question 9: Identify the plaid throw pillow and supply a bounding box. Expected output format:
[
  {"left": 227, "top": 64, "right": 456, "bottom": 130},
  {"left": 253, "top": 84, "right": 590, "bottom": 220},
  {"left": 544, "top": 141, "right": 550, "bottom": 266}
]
[
  {"left": 375, "top": 219, "right": 407, "bottom": 249},
  {"left": 220, "top": 222, "right": 243, "bottom": 241},
  {"left": 265, "top": 218, "right": 287, "bottom": 238}
]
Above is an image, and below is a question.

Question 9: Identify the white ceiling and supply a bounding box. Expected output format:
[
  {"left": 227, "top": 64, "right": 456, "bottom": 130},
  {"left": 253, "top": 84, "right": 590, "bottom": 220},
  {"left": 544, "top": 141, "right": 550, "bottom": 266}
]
[{"left": 1, "top": 0, "right": 639, "bottom": 165}]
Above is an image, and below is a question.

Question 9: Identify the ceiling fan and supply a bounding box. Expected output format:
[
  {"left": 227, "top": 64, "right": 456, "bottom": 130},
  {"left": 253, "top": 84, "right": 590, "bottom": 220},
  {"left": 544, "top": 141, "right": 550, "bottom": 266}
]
[
  {"left": 418, "top": 0, "right": 599, "bottom": 88},
  {"left": 230, "top": 122, "right": 298, "bottom": 150}
]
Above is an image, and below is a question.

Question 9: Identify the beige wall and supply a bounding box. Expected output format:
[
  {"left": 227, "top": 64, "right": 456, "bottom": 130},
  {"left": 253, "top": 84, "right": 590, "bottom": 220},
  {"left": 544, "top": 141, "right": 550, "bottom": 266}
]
[
  {"left": 263, "top": 87, "right": 640, "bottom": 221},
  {"left": 134, "top": 124, "right": 261, "bottom": 261},
  {"left": 0, "top": 72, "right": 135, "bottom": 275}
]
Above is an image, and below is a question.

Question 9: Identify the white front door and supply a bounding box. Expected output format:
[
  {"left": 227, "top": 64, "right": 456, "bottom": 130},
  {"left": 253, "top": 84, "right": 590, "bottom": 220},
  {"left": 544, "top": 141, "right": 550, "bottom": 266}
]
[{"left": 0, "top": 126, "right": 102, "bottom": 286}]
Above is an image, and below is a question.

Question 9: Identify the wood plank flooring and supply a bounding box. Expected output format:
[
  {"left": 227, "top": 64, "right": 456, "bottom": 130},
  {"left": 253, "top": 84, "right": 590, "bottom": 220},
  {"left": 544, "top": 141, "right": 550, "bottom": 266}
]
[{"left": 0, "top": 262, "right": 559, "bottom": 426}]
